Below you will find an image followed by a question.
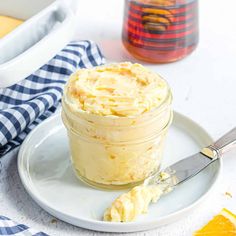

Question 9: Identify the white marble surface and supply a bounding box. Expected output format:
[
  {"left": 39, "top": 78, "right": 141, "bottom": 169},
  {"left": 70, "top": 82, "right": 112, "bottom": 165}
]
[{"left": 1, "top": 0, "right": 236, "bottom": 235}]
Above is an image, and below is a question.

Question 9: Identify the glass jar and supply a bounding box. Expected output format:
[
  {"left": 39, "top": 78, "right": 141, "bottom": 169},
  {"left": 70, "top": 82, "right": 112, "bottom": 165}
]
[
  {"left": 122, "top": 0, "right": 199, "bottom": 63},
  {"left": 62, "top": 88, "right": 172, "bottom": 190}
]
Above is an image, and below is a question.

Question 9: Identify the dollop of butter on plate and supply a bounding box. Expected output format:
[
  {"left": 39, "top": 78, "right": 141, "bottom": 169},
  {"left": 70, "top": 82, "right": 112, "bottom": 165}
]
[
  {"left": 103, "top": 185, "right": 164, "bottom": 222},
  {"left": 103, "top": 172, "right": 172, "bottom": 222}
]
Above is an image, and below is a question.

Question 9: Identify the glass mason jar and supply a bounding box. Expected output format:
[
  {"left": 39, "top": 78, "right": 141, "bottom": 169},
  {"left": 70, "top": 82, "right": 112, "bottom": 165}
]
[
  {"left": 122, "top": 0, "right": 199, "bottom": 63},
  {"left": 62, "top": 83, "right": 172, "bottom": 190}
]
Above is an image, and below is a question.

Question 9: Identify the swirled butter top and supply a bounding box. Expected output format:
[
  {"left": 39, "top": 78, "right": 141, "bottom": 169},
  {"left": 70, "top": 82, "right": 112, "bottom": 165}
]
[{"left": 64, "top": 62, "right": 169, "bottom": 117}]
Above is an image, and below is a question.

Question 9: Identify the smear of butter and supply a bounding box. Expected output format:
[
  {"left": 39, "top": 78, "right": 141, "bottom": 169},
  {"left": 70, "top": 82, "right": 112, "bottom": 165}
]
[
  {"left": 0, "top": 16, "right": 23, "bottom": 38},
  {"left": 64, "top": 62, "right": 169, "bottom": 117},
  {"left": 103, "top": 185, "right": 163, "bottom": 222},
  {"left": 103, "top": 172, "right": 172, "bottom": 222}
]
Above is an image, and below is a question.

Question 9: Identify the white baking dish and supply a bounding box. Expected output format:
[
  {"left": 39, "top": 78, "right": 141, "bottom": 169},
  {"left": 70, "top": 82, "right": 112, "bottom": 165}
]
[{"left": 0, "top": 0, "right": 76, "bottom": 88}]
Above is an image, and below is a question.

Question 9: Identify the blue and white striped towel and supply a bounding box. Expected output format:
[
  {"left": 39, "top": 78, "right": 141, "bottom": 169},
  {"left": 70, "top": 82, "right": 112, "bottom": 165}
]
[
  {"left": 0, "top": 40, "right": 105, "bottom": 157},
  {"left": 0, "top": 216, "right": 48, "bottom": 236}
]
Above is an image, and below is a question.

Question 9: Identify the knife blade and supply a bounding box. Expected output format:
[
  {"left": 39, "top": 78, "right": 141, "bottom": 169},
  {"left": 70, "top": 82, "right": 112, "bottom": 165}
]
[
  {"left": 145, "top": 127, "right": 236, "bottom": 188},
  {"left": 145, "top": 152, "right": 216, "bottom": 188}
]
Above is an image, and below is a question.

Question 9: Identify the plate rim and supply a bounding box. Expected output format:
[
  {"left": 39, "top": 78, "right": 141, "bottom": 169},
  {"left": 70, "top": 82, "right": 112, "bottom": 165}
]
[{"left": 17, "top": 111, "right": 222, "bottom": 233}]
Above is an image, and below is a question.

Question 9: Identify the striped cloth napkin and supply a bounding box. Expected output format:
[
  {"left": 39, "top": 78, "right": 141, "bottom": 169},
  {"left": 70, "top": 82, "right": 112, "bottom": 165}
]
[
  {"left": 0, "top": 40, "right": 105, "bottom": 157},
  {"left": 0, "top": 216, "right": 48, "bottom": 236},
  {"left": 0, "top": 40, "right": 104, "bottom": 235}
]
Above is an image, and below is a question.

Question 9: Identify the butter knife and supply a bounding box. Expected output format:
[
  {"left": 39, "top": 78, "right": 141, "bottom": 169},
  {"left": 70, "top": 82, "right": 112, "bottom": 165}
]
[{"left": 145, "top": 127, "right": 236, "bottom": 187}]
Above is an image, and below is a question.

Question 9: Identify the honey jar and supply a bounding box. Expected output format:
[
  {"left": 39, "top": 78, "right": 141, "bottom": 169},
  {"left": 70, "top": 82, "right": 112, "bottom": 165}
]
[{"left": 122, "top": 0, "right": 199, "bottom": 63}]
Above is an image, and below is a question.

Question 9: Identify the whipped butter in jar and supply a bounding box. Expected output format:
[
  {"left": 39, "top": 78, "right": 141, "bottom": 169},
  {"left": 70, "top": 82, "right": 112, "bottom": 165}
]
[{"left": 62, "top": 62, "right": 172, "bottom": 189}]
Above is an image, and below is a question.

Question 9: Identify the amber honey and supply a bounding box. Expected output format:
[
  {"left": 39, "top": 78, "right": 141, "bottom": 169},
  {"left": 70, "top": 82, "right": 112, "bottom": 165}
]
[{"left": 122, "top": 0, "right": 199, "bottom": 63}]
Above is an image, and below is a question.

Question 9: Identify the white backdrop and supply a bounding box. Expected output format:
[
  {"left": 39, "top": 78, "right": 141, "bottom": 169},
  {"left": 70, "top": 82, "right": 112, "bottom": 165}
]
[{"left": 1, "top": 0, "right": 236, "bottom": 235}]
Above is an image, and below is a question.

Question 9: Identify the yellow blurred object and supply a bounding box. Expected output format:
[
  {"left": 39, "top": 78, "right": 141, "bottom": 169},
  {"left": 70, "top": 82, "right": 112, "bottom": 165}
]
[
  {"left": 0, "top": 15, "right": 23, "bottom": 38},
  {"left": 194, "top": 208, "right": 236, "bottom": 236}
]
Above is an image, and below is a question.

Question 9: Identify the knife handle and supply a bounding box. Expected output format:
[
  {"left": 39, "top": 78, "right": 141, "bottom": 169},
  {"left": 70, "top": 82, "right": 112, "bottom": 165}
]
[{"left": 212, "top": 127, "right": 236, "bottom": 157}]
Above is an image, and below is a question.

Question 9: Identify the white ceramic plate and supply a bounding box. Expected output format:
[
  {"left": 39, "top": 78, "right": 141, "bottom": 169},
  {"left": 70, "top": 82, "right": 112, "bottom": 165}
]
[{"left": 18, "top": 111, "right": 221, "bottom": 233}]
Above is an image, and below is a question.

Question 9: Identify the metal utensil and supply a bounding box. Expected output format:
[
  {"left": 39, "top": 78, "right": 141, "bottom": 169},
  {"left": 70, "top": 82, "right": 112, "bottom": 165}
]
[{"left": 145, "top": 127, "right": 236, "bottom": 188}]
